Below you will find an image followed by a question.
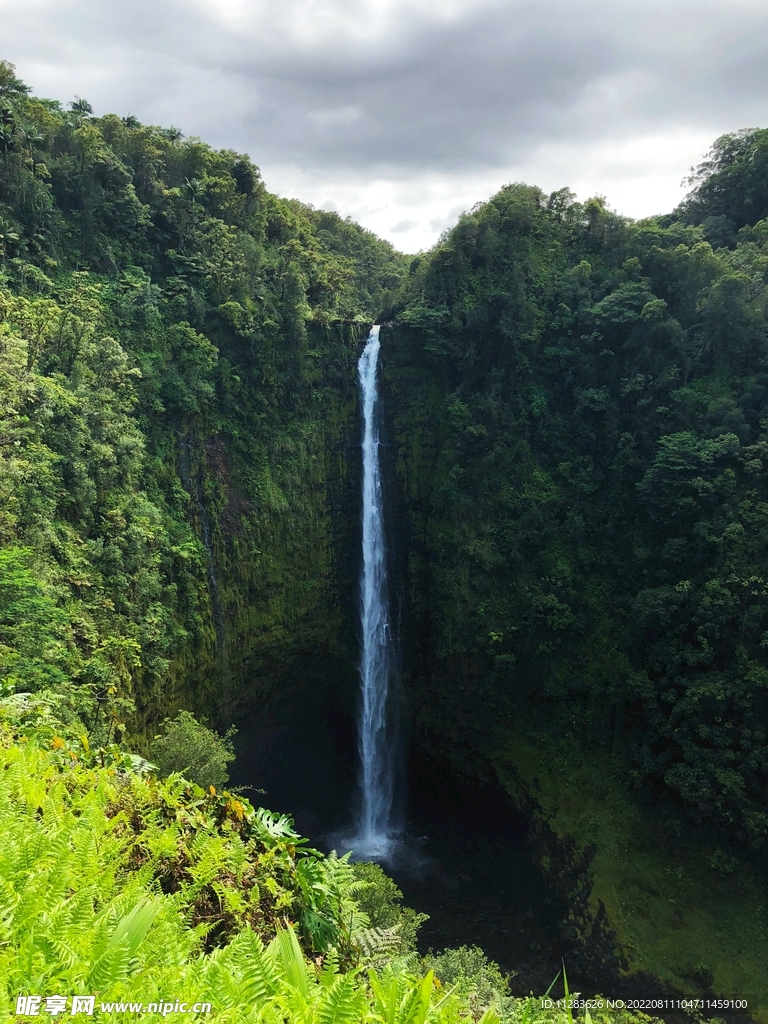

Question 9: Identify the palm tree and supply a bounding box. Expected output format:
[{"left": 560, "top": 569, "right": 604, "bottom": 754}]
[
  {"left": 68, "top": 96, "right": 93, "bottom": 127},
  {"left": 15, "top": 124, "right": 44, "bottom": 151},
  {"left": 184, "top": 177, "right": 205, "bottom": 229},
  {"left": 162, "top": 126, "right": 184, "bottom": 145}
]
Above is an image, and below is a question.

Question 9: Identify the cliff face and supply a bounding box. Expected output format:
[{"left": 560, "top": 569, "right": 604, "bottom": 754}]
[
  {"left": 379, "top": 175, "right": 768, "bottom": 1002},
  {"left": 175, "top": 334, "right": 368, "bottom": 739},
  {"left": 0, "top": 272, "right": 369, "bottom": 734},
  {"left": 383, "top": 179, "right": 768, "bottom": 841},
  {"left": 166, "top": 320, "right": 366, "bottom": 721}
]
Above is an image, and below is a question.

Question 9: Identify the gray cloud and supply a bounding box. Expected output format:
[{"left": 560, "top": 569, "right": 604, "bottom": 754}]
[{"left": 2, "top": 0, "right": 768, "bottom": 249}]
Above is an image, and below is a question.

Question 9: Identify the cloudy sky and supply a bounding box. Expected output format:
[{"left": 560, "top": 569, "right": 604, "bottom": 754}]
[{"left": 2, "top": 0, "right": 767, "bottom": 252}]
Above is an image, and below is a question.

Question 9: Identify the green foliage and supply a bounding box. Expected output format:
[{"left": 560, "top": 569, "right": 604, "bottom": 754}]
[
  {"left": 0, "top": 60, "right": 409, "bottom": 736},
  {"left": 0, "top": 56, "right": 724, "bottom": 1015},
  {"left": 2, "top": 726, "right": 623, "bottom": 1024},
  {"left": 0, "top": 725, "right": 362, "bottom": 964},
  {"left": 386, "top": 150, "right": 768, "bottom": 851},
  {"left": 149, "top": 709, "right": 235, "bottom": 789},
  {"left": 351, "top": 860, "right": 428, "bottom": 956},
  {"left": 422, "top": 946, "right": 513, "bottom": 1021},
  {"left": 493, "top": 728, "right": 768, "bottom": 1007},
  {"left": 4, "top": 53, "right": 768, "bottom": 1010},
  {"left": 0, "top": 546, "right": 71, "bottom": 692},
  {"left": 678, "top": 128, "right": 768, "bottom": 234}
]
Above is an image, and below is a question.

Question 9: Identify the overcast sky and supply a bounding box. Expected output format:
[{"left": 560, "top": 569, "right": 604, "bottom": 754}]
[{"left": 2, "top": 0, "right": 767, "bottom": 252}]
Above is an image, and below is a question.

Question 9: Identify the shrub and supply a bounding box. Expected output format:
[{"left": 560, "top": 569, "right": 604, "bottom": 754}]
[
  {"left": 150, "top": 710, "right": 235, "bottom": 789},
  {"left": 352, "top": 860, "right": 428, "bottom": 954},
  {"left": 424, "top": 945, "right": 512, "bottom": 1020}
]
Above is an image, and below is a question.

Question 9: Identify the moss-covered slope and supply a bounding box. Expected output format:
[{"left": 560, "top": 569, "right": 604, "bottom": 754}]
[
  {"left": 0, "top": 60, "right": 404, "bottom": 735},
  {"left": 382, "top": 148, "right": 768, "bottom": 1007}
]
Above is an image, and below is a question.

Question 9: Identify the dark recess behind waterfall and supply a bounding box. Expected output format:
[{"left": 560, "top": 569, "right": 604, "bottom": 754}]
[{"left": 228, "top": 332, "right": 565, "bottom": 990}]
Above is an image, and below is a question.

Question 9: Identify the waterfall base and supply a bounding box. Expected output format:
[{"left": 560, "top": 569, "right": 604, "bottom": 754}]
[
  {"left": 338, "top": 831, "right": 398, "bottom": 863},
  {"left": 329, "top": 829, "right": 432, "bottom": 874}
]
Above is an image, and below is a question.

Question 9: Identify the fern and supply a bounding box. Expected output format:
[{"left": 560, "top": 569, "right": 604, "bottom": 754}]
[
  {"left": 228, "top": 929, "right": 281, "bottom": 1005},
  {"left": 87, "top": 938, "right": 133, "bottom": 990},
  {"left": 314, "top": 972, "right": 366, "bottom": 1024},
  {"left": 354, "top": 924, "right": 404, "bottom": 966},
  {"left": 1, "top": 728, "right": 644, "bottom": 1024}
]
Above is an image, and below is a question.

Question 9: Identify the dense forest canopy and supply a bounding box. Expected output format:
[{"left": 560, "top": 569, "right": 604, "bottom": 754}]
[
  {"left": 0, "top": 59, "right": 405, "bottom": 742},
  {"left": 385, "top": 126, "right": 768, "bottom": 855},
  {"left": 676, "top": 127, "right": 768, "bottom": 244}
]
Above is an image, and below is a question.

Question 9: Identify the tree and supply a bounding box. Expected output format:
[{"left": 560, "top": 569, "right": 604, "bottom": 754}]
[
  {"left": 68, "top": 96, "right": 94, "bottom": 126},
  {"left": 0, "top": 61, "right": 30, "bottom": 102},
  {"left": 678, "top": 128, "right": 768, "bottom": 231}
]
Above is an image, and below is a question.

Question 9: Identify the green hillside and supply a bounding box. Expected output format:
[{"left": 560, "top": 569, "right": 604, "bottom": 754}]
[
  {"left": 381, "top": 140, "right": 768, "bottom": 1002},
  {"left": 3, "top": 55, "right": 768, "bottom": 1018}
]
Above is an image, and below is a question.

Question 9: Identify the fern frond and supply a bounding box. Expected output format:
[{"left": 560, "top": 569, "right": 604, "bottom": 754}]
[
  {"left": 354, "top": 924, "right": 404, "bottom": 967},
  {"left": 315, "top": 972, "right": 366, "bottom": 1024},
  {"left": 87, "top": 937, "right": 132, "bottom": 990}
]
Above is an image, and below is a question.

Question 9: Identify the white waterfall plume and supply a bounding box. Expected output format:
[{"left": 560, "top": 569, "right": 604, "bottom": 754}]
[{"left": 352, "top": 324, "right": 397, "bottom": 859}]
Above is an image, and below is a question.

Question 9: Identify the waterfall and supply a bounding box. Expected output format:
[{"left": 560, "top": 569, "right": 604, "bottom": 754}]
[{"left": 353, "top": 324, "right": 397, "bottom": 859}]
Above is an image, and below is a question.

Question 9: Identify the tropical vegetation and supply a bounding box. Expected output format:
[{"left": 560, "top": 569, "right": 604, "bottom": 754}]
[
  {"left": 1, "top": 713, "right": 645, "bottom": 1023},
  {"left": 386, "top": 127, "right": 768, "bottom": 851},
  {"left": 3, "top": 53, "right": 768, "bottom": 1016}
]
